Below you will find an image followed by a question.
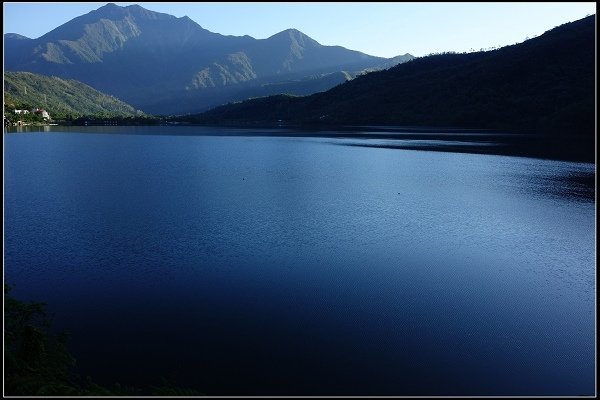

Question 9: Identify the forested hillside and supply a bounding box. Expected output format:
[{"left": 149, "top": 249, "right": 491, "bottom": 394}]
[{"left": 4, "top": 71, "right": 142, "bottom": 119}]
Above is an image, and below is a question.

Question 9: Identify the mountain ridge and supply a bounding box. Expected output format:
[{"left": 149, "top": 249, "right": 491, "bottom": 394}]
[{"left": 5, "top": 3, "right": 414, "bottom": 114}]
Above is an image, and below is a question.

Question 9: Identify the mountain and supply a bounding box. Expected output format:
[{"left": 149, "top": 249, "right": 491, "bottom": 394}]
[
  {"left": 4, "top": 3, "right": 414, "bottom": 115},
  {"left": 4, "top": 71, "right": 141, "bottom": 118},
  {"left": 4, "top": 33, "right": 30, "bottom": 40},
  {"left": 191, "top": 15, "right": 596, "bottom": 161}
]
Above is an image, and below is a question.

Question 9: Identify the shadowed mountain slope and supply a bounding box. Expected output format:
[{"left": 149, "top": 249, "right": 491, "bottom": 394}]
[{"left": 192, "top": 15, "right": 595, "bottom": 161}]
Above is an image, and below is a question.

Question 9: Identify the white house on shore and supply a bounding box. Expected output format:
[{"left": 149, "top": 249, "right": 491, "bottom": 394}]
[{"left": 33, "top": 108, "right": 51, "bottom": 120}]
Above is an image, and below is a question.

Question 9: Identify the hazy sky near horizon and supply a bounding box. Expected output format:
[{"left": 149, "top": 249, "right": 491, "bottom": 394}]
[{"left": 3, "top": 2, "right": 596, "bottom": 57}]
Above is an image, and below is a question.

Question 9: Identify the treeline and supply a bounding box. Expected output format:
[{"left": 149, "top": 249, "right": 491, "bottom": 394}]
[
  {"left": 4, "top": 92, "right": 164, "bottom": 126},
  {"left": 59, "top": 115, "right": 163, "bottom": 125}
]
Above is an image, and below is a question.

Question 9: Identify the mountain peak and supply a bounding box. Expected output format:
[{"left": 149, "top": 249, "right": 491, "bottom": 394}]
[
  {"left": 100, "top": 2, "right": 119, "bottom": 9},
  {"left": 91, "top": 3, "right": 175, "bottom": 21},
  {"left": 5, "top": 33, "right": 31, "bottom": 40},
  {"left": 267, "top": 28, "right": 320, "bottom": 47},
  {"left": 37, "top": 2, "right": 186, "bottom": 43},
  {"left": 93, "top": 2, "right": 127, "bottom": 17},
  {"left": 270, "top": 28, "right": 308, "bottom": 38},
  {"left": 4, "top": 3, "right": 408, "bottom": 115}
]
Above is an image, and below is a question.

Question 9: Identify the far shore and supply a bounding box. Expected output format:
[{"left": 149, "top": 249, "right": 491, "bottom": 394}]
[{"left": 4, "top": 123, "right": 595, "bottom": 164}]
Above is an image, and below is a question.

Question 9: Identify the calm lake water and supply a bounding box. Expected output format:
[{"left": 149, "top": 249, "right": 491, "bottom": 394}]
[{"left": 4, "top": 126, "right": 596, "bottom": 395}]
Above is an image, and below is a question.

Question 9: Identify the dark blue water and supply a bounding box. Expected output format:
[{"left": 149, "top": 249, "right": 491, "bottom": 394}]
[{"left": 4, "top": 126, "right": 596, "bottom": 395}]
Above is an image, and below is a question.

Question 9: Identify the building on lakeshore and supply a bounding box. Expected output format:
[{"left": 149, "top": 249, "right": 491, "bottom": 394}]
[{"left": 33, "top": 108, "right": 51, "bottom": 120}]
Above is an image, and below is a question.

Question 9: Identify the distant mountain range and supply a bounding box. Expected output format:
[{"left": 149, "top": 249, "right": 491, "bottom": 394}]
[
  {"left": 4, "top": 71, "right": 141, "bottom": 118},
  {"left": 4, "top": 3, "right": 413, "bottom": 115},
  {"left": 191, "top": 15, "right": 596, "bottom": 161}
]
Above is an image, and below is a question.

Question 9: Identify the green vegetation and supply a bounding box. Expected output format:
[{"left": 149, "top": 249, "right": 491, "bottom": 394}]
[
  {"left": 4, "top": 284, "right": 77, "bottom": 395},
  {"left": 3, "top": 93, "right": 48, "bottom": 125},
  {"left": 4, "top": 71, "right": 143, "bottom": 121},
  {"left": 4, "top": 284, "right": 205, "bottom": 396}
]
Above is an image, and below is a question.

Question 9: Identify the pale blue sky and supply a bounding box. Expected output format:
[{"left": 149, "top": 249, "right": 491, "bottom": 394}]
[{"left": 3, "top": 2, "right": 596, "bottom": 57}]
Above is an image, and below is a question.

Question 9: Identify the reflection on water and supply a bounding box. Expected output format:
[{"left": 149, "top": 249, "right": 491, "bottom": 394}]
[
  {"left": 501, "top": 161, "right": 595, "bottom": 203},
  {"left": 328, "top": 136, "right": 596, "bottom": 202},
  {"left": 331, "top": 138, "right": 501, "bottom": 147},
  {"left": 4, "top": 128, "right": 596, "bottom": 396},
  {"left": 545, "top": 171, "right": 595, "bottom": 201},
  {"left": 5, "top": 125, "right": 52, "bottom": 133}
]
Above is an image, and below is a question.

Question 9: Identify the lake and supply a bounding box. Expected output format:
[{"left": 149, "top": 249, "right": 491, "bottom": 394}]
[{"left": 4, "top": 126, "right": 596, "bottom": 395}]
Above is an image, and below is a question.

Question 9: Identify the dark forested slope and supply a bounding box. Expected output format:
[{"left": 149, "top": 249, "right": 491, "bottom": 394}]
[{"left": 194, "top": 15, "right": 596, "bottom": 161}]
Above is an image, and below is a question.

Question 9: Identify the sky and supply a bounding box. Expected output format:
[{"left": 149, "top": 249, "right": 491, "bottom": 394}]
[{"left": 3, "top": 2, "right": 596, "bottom": 58}]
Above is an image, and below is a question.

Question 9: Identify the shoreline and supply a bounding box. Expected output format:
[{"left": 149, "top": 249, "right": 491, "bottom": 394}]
[{"left": 5, "top": 123, "right": 595, "bottom": 164}]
